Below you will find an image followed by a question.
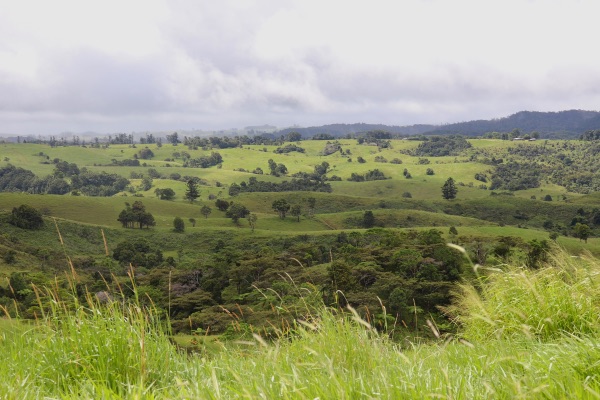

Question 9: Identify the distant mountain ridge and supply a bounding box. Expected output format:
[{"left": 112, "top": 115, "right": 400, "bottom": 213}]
[{"left": 275, "top": 110, "right": 600, "bottom": 139}]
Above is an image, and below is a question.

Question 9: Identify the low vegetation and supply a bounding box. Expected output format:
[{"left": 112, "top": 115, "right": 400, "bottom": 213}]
[
  {"left": 2, "top": 135, "right": 600, "bottom": 396},
  {"left": 1, "top": 248, "right": 600, "bottom": 398}
]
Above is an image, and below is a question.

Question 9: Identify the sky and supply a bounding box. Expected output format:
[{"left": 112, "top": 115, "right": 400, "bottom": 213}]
[{"left": 1, "top": 0, "right": 599, "bottom": 135}]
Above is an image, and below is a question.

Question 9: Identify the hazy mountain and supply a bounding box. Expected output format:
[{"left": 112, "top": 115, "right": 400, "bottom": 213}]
[{"left": 275, "top": 110, "right": 600, "bottom": 139}]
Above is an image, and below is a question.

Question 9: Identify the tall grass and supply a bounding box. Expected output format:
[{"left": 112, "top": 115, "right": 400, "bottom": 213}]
[
  {"left": 0, "top": 280, "right": 182, "bottom": 398},
  {"left": 447, "top": 250, "right": 600, "bottom": 342},
  {"left": 3, "top": 249, "right": 600, "bottom": 398}
]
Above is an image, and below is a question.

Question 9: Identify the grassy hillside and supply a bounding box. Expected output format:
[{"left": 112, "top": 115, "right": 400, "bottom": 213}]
[
  {"left": 2, "top": 137, "right": 600, "bottom": 396},
  {"left": 2, "top": 250, "right": 600, "bottom": 398}
]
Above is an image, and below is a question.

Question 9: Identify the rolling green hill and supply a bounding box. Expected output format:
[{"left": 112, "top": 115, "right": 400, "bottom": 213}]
[{"left": 2, "top": 136, "right": 600, "bottom": 342}]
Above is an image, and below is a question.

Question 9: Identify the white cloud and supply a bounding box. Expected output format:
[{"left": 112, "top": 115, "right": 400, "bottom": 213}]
[{"left": 0, "top": 0, "right": 599, "bottom": 134}]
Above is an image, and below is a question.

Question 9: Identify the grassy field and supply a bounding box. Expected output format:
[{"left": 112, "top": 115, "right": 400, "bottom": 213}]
[
  {"left": 1, "top": 137, "right": 599, "bottom": 254},
  {"left": 2, "top": 138, "right": 600, "bottom": 397}
]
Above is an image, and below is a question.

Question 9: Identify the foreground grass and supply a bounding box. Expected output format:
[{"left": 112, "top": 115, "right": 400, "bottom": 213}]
[{"left": 3, "top": 250, "right": 600, "bottom": 398}]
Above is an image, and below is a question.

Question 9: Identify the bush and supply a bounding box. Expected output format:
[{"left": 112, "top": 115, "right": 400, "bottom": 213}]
[
  {"left": 173, "top": 217, "right": 185, "bottom": 232},
  {"left": 9, "top": 204, "right": 44, "bottom": 229}
]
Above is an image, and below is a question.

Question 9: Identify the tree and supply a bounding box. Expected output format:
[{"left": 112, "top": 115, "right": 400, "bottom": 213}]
[
  {"left": 362, "top": 210, "right": 375, "bottom": 228},
  {"left": 247, "top": 213, "right": 258, "bottom": 232},
  {"left": 155, "top": 188, "right": 175, "bottom": 200},
  {"left": 215, "top": 199, "right": 230, "bottom": 211},
  {"left": 189, "top": 218, "right": 196, "bottom": 227},
  {"left": 286, "top": 131, "right": 302, "bottom": 142},
  {"left": 272, "top": 199, "right": 291, "bottom": 219},
  {"left": 307, "top": 197, "right": 316, "bottom": 218},
  {"left": 112, "top": 238, "right": 163, "bottom": 268},
  {"left": 573, "top": 223, "right": 591, "bottom": 243},
  {"left": 290, "top": 205, "right": 302, "bottom": 222},
  {"left": 526, "top": 239, "right": 549, "bottom": 268},
  {"left": 139, "top": 177, "right": 153, "bottom": 191},
  {"left": 8, "top": 204, "right": 44, "bottom": 229},
  {"left": 166, "top": 132, "right": 180, "bottom": 145},
  {"left": 117, "top": 201, "right": 155, "bottom": 229},
  {"left": 200, "top": 205, "right": 212, "bottom": 219},
  {"left": 426, "top": 168, "right": 434, "bottom": 175},
  {"left": 184, "top": 180, "right": 200, "bottom": 203},
  {"left": 173, "top": 217, "right": 185, "bottom": 232},
  {"left": 138, "top": 148, "right": 154, "bottom": 159},
  {"left": 226, "top": 203, "right": 250, "bottom": 224},
  {"left": 442, "top": 177, "right": 458, "bottom": 200}
]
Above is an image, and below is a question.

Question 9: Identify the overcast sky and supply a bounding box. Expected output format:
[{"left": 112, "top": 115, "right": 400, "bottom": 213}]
[{"left": 1, "top": 0, "right": 599, "bottom": 135}]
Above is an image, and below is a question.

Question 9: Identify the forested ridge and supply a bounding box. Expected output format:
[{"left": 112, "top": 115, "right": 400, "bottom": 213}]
[{"left": 274, "top": 109, "right": 600, "bottom": 138}]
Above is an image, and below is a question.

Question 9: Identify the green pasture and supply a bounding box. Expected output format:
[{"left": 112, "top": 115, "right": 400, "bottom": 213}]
[{"left": 1, "top": 138, "right": 599, "bottom": 243}]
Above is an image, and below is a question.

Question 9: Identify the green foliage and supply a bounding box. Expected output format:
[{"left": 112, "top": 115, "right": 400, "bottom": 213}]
[
  {"left": 442, "top": 177, "right": 458, "bottom": 200},
  {"left": 225, "top": 203, "right": 250, "bottom": 223},
  {"left": 200, "top": 205, "right": 212, "bottom": 219},
  {"left": 247, "top": 213, "right": 258, "bottom": 231},
  {"left": 137, "top": 147, "right": 154, "bottom": 159},
  {"left": 490, "top": 162, "right": 542, "bottom": 191},
  {"left": 232, "top": 177, "right": 332, "bottom": 193},
  {"left": 186, "top": 151, "right": 223, "bottom": 168},
  {"left": 268, "top": 159, "right": 288, "bottom": 176},
  {"left": 573, "top": 223, "right": 591, "bottom": 243},
  {"left": 9, "top": 204, "right": 44, "bottom": 229},
  {"left": 215, "top": 199, "right": 230, "bottom": 211},
  {"left": 362, "top": 210, "right": 375, "bottom": 228},
  {"left": 117, "top": 201, "right": 155, "bottom": 229},
  {"left": 347, "top": 169, "right": 388, "bottom": 182},
  {"left": 112, "top": 238, "right": 163, "bottom": 267},
  {"left": 290, "top": 204, "right": 302, "bottom": 222},
  {"left": 580, "top": 129, "right": 600, "bottom": 141},
  {"left": 184, "top": 180, "right": 200, "bottom": 203},
  {"left": 173, "top": 216, "right": 185, "bottom": 232},
  {"left": 410, "top": 135, "right": 472, "bottom": 157},
  {"left": 274, "top": 144, "right": 305, "bottom": 154},
  {"left": 272, "top": 198, "right": 291, "bottom": 219},
  {"left": 154, "top": 187, "right": 175, "bottom": 200}
]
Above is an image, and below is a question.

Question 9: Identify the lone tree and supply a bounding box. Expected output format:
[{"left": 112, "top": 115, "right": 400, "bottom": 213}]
[
  {"left": 247, "top": 213, "right": 258, "bottom": 232},
  {"left": 155, "top": 188, "right": 175, "bottom": 200},
  {"left": 307, "top": 197, "right": 316, "bottom": 218},
  {"left": 573, "top": 223, "right": 591, "bottom": 243},
  {"left": 363, "top": 210, "right": 375, "bottom": 228},
  {"left": 9, "top": 204, "right": 44, "bottom": 229},
  {"left": 184, "top": 180, "right": 200, "bottom": 203},
  {"left": 290, "top": 204, "right": 302, "bottom": 222},
  {"left": 226, "top": 203, "right": 250, "bottom": 224},
  {"left": 173, "top": 217, "right": 185, "bottom": 232},
  {"left": 215, "top": 199, "right": 230, "bottom": 211},
  {"left": 442, "top": 177, "right": 458, "bottom": 200},
  {"left": 188, "top": 218, "right": 196, "bottom": 227},
  {"left": 272, "top": 199, "right": 291, "bottom": 219},
  {"left": 200, "top": 205, "right": 212, "bottom": 219}
]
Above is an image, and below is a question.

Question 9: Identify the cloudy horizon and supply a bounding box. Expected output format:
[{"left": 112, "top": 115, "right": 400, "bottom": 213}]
[{"left": 1, "top": 0, "right": 599, "bottom": 136}]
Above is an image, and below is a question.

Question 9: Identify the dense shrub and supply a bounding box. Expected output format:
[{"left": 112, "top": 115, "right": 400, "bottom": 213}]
[{"left": 8, "top": 204, "right": 44, "bottom": 229}]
